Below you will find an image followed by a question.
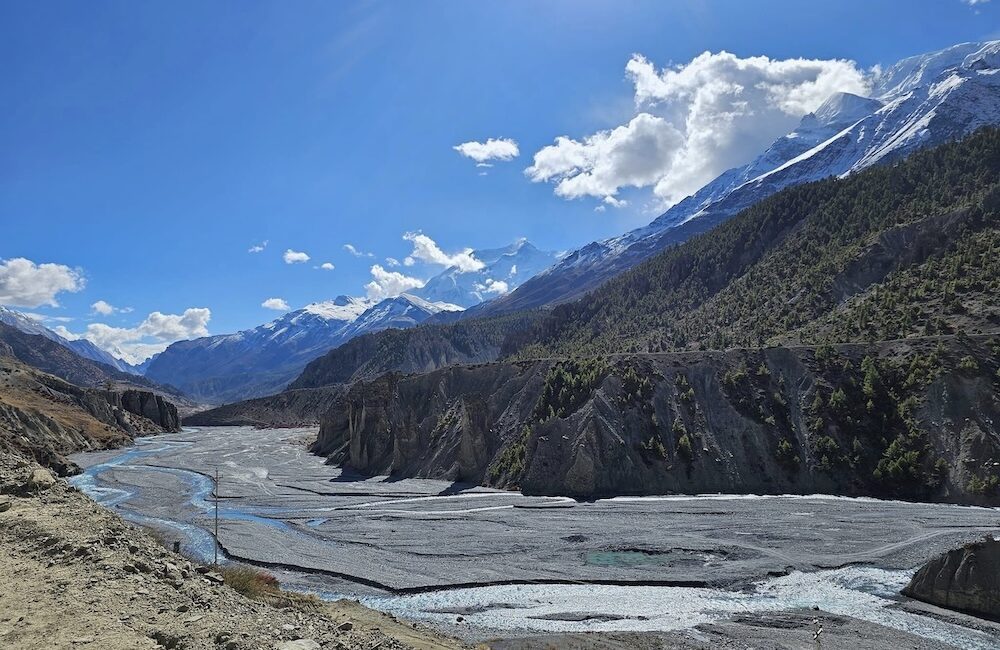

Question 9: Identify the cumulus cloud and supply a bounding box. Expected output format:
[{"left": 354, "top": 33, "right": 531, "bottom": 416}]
[
  {"left": 59, "top": 307, "right": 212, "bottom": 364},
  {"left": 0, "top": 257, "right": 84, "bottom": 308},
  {"left": 261, "top": 297, "right": 290, "bottom": 311},
  {"left": 343, "top": 244, "right": 373, "bottom": 258},
  {"left": 453, "top": 138, "right": 520, "bottom": 164},
  {"left": 402, "top": 232, "right": 484, "bottom": 273},
  {"left": 364, "top": 264, "right": 425, "bottom": 300},
  {"left": 474, "top": 278, "right": 509, "bottom": 295},
  {"left": 384, "top": 257, "right": 400, "bottom": 267},
  {"left": 319, "top": 262, "right": 335, "bottom": 271},
  {"left": 283, "top": 249, "right": 310, "bottom": 264},
  {"left": 527, "top": 50, "right": 870, "bottom": 207},
  {"left": 248, "top": 240, "right": 268, "bottom": 253},
  {"left": 91, "top": 300, "right": 122, "bottom": 315}
]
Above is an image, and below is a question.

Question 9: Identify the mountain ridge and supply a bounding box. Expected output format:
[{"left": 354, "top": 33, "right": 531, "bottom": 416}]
[{"left": 474, "top": 40, "right": 1000, "bottom": 316}]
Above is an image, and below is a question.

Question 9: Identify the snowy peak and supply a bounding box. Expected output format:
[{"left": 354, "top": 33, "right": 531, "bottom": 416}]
[
  {"left": 322, "top": 293, "right": 461, "bottom": 344},
  {"left": 299, "top": 296, "right": 373, "bottom": 321},
  {"left": 808, "top": 92, "right": 883, "bottom": 128},
  {"left": 412, "top": 239, "right": 560, "bottom": 307},
  {"left": 872, "top": 41, "right": 995, "bottom": 99}
]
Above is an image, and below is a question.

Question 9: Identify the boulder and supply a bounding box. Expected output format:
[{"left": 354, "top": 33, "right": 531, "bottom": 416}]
[
  {"left": 0, "top": 496, "right": 12, "bottom": 512},
  {"left": 25, "top": 467, "right": 56, "bottom": 491},
  {"left": 902, "top": 536, "right": 1000, "bottom": 620}
]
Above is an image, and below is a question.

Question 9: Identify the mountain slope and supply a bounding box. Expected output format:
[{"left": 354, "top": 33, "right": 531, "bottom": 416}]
[
  {"left": 479, "top": 40, "right": 1000, "bottom": 316},
  {"left": 0, "top": 322, "right": 188, "bottom": 403},
  {"left": 314, "top": 128, "right": 1000, "bottom": 504},
  {"left": 316, "top": 336, "right": 1000, "bottom": 504},
  {"left": 0, "top": 307, "right": 139, "bottom": 374},
  {"left": 513, "top": 128, "right": 1000, "bottom": 357},
  {"left": 144, "top": 294, "right": 460, "bottom": 404},
  {"left": 0, "top": 355, "right": 179, "bottom": 476}
]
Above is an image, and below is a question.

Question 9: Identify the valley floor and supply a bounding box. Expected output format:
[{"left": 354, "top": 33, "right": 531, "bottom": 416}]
[
  {"left": 0, "top": 460, "right": 466, "bottom": 650},
  {"left": 4, "top": 438, "right": 1000, "bottom": 649},
  {"left": 48, "top": 426, "right": 1000, "bottom": 649}
]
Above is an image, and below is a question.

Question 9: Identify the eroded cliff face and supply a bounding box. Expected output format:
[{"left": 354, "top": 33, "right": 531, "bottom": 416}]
[
  {"left": 100, "top": 389, "right": 180, "bottom": 432},
  {"left": 903, "top": 537, "right": 1000, "bottom": 620},
  {"left": 315, "top": 335, "right": 1000, "bottom": 503},
  {"left": 0, "top": 357, "right": 181, "bottom": 475}
]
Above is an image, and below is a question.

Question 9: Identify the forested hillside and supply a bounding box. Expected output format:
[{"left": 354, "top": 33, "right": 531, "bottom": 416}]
[{"left": 512, "top": 128, "right": 1000, "bottom": 357}]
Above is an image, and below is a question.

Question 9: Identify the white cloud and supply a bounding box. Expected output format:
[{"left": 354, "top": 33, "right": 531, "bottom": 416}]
[
  {"left": 384, "top": 257, "right": 400, "bottom": 267},
  {"left": 474, "top": 278, "right": 509, "bottom": 295},
  {"left": 25, "top": 313, "right": 74, "bottom": 324},
  {"left": 453, "top": 137, "right": 520, "bottom": 164},
  {"left": 59, "top": 307, "right": 212, "bottom": 364},
  {"left": 0, "top": 257, "right": 84, "bottom": 308},
  {"left": 137, "top": 309, "right": 211, "bottom": 341},
  {"left": 283, "top": 249, "right": 310, "bottom": 264},
  {"left": 364, "top": 264, "right": 425, "bottom": 300},
  {"left": 528, "top": 50, "right": 870, "bottom": 207},
  {"left": 962, "top": 0, "right": 989, "bottom": 5},
  {"left": 248, "top": 240, "right": 268, "bottom": 253},
  {"left": 319, "top": 262, "right": 335, "bottom": 271},
  {"left": 52, "top": 325, "right": 79, "bottom": 340},
  {"left": 402, "top": 232, "right": 485, "bottom": 273},
  {"left": 91, "top": 300, "right": 116, "bottom": 315},
  {"left": 261, "top": 297, "right": 290, "bottom": 311},
  {"left": 343, "top": 243, "right": 374, "bottom": 258}
]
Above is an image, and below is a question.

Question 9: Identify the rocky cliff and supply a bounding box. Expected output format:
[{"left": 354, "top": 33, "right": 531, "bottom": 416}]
[
  {"left": 315, "top": 335, "right": 1000, "bottom": 503},
  {"left": 0, "top": 356, "right": 180, "bottom": 475},
  {"left": 903, "top": 537, "right": 1000, "bottom": 620}
]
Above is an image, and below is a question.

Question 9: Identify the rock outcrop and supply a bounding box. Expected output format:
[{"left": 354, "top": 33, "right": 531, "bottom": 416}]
[
  {"left": 903, "top": 537, "right": 1000, "bottom": 620},
  {"left": 315, "top": 335, "right": 1000, "bottom": 504},
  {"left": 98, "top": 389, "right": 181, "bottom": 432},
  {"left": 0, "top": 356, "right": 181, "bottom": 476}
]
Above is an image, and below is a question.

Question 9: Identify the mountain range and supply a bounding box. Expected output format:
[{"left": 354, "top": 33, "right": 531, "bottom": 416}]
[
  {"left": 0, "top": 306, "right": 141, "bottom": 374},
  {"left": 473, "top": 40, "right": 1000, "bottom": 316},
  {"left": 141, "top": 239, "right": 559, "bottom": 404}
]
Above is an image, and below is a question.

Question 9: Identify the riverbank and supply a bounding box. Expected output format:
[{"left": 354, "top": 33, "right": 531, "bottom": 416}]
[
  {"left": 60, "top": 426, "right": 1000, "bottom": 648},
  {"left": 0, "top": 456, "right": 468, "bottom": 650}
]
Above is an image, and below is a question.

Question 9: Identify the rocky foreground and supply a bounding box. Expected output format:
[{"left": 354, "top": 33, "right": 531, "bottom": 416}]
[{"left": 0, "top": 458, "right": 467, "bottom": 650}]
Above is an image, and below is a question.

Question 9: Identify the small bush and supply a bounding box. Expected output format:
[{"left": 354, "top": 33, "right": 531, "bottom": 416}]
[
  {"left": 776, "top": 438, "right": 798, "bottom": 469},
  {"left": 958, "top": 355, "right": 980, "bottom": 372},
  {"left": 676, "top": 433, "right": 693, "bottom": 461},
  {"left": 220, "top": 565, "right": 280, "bottom": 598}
]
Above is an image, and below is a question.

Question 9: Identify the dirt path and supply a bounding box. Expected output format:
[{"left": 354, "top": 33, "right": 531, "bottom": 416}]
[{"left": 0, "top": 468, "right": 469, "bottom": 650}]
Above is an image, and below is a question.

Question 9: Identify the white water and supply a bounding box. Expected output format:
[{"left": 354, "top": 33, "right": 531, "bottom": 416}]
[{"left": 363, "top": 567, "right": 998, "bottom": 647}]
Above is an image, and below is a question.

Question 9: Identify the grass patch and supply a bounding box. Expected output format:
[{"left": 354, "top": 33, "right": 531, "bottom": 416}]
[{"left": 219, "top": 565, "right": 280, "bottom": 598}]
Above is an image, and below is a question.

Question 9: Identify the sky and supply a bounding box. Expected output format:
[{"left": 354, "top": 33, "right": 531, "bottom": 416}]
[{"left": 2, "top": 0, "right": 998, "bottom": 362}]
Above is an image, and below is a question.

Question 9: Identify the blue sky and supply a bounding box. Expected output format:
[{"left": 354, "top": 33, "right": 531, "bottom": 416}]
[{"left": 2, "top": 0, "right": 997, "bottom": 361}]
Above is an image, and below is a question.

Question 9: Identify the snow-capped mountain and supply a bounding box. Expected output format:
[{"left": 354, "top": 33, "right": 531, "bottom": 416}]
[
  {"left": 0, "top": 305, "right": 140, "bottom": 374},
  {"left": 481, "top": 40, "right": 1000, "bottom": 315},
  {"left": 412, "top": 239, "right": 561, "bottom": 308},
  {"left": 144, "top": 294, "right": 460, "bottom": 404}
]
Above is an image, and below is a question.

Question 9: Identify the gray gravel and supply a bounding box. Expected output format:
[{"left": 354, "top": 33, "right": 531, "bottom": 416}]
[{"left": 70, "top": 426, "right": 1000, "bottom": 647}]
